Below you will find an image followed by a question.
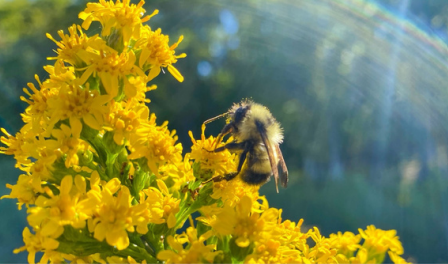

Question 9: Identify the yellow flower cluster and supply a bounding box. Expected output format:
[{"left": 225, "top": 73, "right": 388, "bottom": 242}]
[{"left": 1, "top": 1, "right": 410, "bottom": 263}]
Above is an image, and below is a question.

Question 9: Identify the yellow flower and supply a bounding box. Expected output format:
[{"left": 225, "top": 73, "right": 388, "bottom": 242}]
[
  {"left": 330, "top": 231, "right": 361, "bottom": 257},
  {"left": 47, "top": 82, "right": 110, "bottom": 137},
  {"left": 1, "top": 174, "right": 43, "bottom": 209},
  {"left": 2, "top": 129, "right": 59, "bottom": 181},
  {"left": 46, "top": 24, "right": 104, "bottom": 67},
  {"left": 43, "top": 60, "right": 77, "bottom": 86},
  {"left": 157, "top": 227, "right": 221, "bottom": 263},
  {"left": 87, "top": 179, "right": 134, "bottom": 250},
  {"left": 188, "top": 125, "right": 237, "bottom": 178},
  {"left": 27, "top": 175, "right": 91, "bottom": 239},
  {"left": 127, "top": 76, "right": 157, "bottom": 102},
  {"left": 128, "top": 114, "right": 182, "bottom": 175},
  {"left": 27, "top": 157, "right": 57, "bottom": 182},
  {"left": 132, "top": 187, "right": 165, "bottom": 233},
  {"left": 210, "top": 195, "right": 278, "bottom": 247},
  {"left": 13, "top": 227, "right": 59, "bottom": 264},
  {"left": 210, "top": 177, "right": 260, "bottom": 208},
  {"left": 51, "top": 124, "right": 91, "bottom": 168},
  {"left": 134, "top": 180, "right": 181, "bottom": 231},
  {"left": 245, "top": 241, "right": 306, "bottom": 264},
  {"left": 21, "top": 75, "right": 60, "bottom": 135},
  {"left": 306, "top": 227, "right": 338, "bottom": 263},
  {"left": 77, "top": 48, "right": 146, "bottom": 98},
  {"left": 274, "top": 218, "right": 308, "bottom": 251},
  {"left": 156, "top": 179, "right": 181, "bottom": 228},
  {"left": 135, "top": 26, "right": 186, "bottom": 82},
  {"left": 157, "top": 161, "right": 195, "bottom": 192},
  {"left": 79, "top": 0, "right": 158, "bottom": 46},
  {"left": 359, "top": 225, "right": 404, "bottom": 255},
  {"left": 104, "top": 100, "right": 149, "bottom": 145},
  {"left": 0, "top": 125, "right": 39, "bottom": 168}
]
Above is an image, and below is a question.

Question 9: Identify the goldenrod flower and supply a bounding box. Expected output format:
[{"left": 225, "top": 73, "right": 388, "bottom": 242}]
[
  {"left": 330, "top": 231, "right": 361, "bottom": 257},
  {"left": 245, "top": 241, "right": 306, "bottom": 263},
  {"left": 104, "top": 100, "right": 149, "bottom": 145},
  {"left": 306, "top": 227, "right": 338, "bottom": 263},
  {"left": 358, "top": 225, "right": 404, "bottom": 261},
  {"left": 127, "top": 76, "right": 157, "bottom": 103},
  {"left": 88, "top": 181, "right": 133, "bottom": 250},
  {"left": 156, "top": 179, "right": 181, "bottom": 227},
  {"left": 188, "top": 127, "right": 237, "bottom": 178},
  {"left": 21, "top": 75, "right": 60, "bottom": 135},
  {"left": 52, "top": 124, "right": 91, "bottom": 168},
  {"left": 157, "top": 227, "right": 221, "bottom": 263},
  {"left": 0, "top": 126, "right": 38, "bottom": 167},
  {"left": 135, "top": 26, "right": 186, "bottom": 82},
  {"left": 133, "top": 187, "right": 166, "bottom": 229},
  {"left": 210, "top": 195, "right": 278, "bottom": 248},
  {"left": 13, "top": 227, "right": 59, "bottom": 264},
  {"left": 210, "top": 178, "right": 260, "bottom": 207},
  {"left": 1, "top": 174, "right": 42, "bottom": 209},
  {"left": 44, "top": 60, "right": 77, "bottom": 85},
  {"left": 274, "top": 218, "right": 308, "bottom": 251},
  {"left": 77, "top": 48, "right": 146, "bottom": 98},
  {"left": 79, "top": 0, "right": 157, "bottom": 46},
  {"left": 47, "top": 82, "right": 110, "bottom": 137},
  {"left": 128, "top": 114, "right": 182, "bottom": 175},
  {"left": 47, "top": 25, "right": 103, "bottom": 67},
  {"left": 157, "top": 161, "right": 195, "bottom": 192},
  {"left": 133, "top": 180, "right": 181, "bottom": 231},
  {"left": 28, "top": 176, "right": 92, "bottom": 232}
]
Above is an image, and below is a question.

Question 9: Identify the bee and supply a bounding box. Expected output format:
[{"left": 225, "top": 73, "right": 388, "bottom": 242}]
[{"left": 203, "top": 100, "right": 288, "bottom": 192}]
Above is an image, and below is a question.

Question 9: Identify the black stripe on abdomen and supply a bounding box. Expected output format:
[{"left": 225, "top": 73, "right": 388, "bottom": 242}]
[{"left": 242, "top": 171, "right": 271, "bottom": 185}]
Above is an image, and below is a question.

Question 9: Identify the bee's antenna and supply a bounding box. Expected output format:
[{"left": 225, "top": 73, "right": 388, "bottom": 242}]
[{"left": 203, "top": 113, "right": 227, "bottom": 125}]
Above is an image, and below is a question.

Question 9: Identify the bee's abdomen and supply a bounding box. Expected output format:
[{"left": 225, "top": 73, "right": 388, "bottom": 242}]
[{"left": 241, "top": 171, "right": 271, "bottom": 185}]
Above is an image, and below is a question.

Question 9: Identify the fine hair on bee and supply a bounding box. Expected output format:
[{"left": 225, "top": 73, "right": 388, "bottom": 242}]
[{"left": 203, "top": 99, "right": 288, "bottom": 193}]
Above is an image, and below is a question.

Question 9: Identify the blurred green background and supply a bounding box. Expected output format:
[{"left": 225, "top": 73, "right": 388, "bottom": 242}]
[{"left": 2, "top": 0, "right": 448, "bottom": 262}]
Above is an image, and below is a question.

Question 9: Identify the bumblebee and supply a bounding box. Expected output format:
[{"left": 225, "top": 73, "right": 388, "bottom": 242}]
[{"left": 204, "top": 100, "right": 288, "bottom": 192}]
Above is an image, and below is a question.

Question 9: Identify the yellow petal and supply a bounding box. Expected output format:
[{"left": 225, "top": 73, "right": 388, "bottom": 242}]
[
  {"left": 60, "top": 176, "right": 73, "bottom": 195},
  {"left": 239, "top": 195, "right": 252, "bottom": 217},
  {"left": 167, "top": 65, "right": 184, "bottom": 82},
  {"left": 94, "top": 223, "right": 107, "bottom": 241},
  {"left": 123, "top": 77, "right": 137, "bottom": 98},
  {"left": 83, "top": 115, "right": 101, "bottom": 131},
  {"left": 100, "top": 72, "right": 118, "bottom": 98},
  {"left": 90, "top": 171, "right": 100, "bottom": 188},
  {"left": 69, "top": 117, "right": 82, "bottom": 139},
  {"left": 157, "top": 250, "right": 177, "bottom": 261},
  {"left": 137, "top": 223, "right": 149, "bottom": 234},
  {"left": 156, "top": 179, "right": 169, "bottom": 195},
  {"left": 139, "top": 47, "right": 151, "bottom": 69},
  {"left": 167, "top": 213, "right": 176, "bottom": 229},
  {"left": 74, "top": 175, "right": 86, "bottom": 194},
  {"left": 79, "top": 66, "right": 95, "bottom": 85},
  {"left": 147, "top": 66, "right": 161, "bottom": 82},
  {"left": 106, "top": 229, "right": 129, "bottom": 250},
  {"left": 235, "top": 236, "right": 250, "bottom": 247},
  {"left": 105, "top": 178, "right": 121, "bottom": 194}
]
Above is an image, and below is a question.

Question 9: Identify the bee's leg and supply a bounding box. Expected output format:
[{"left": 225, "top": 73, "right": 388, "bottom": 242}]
[
  {"left": 213, "top": 141, "right": 246, "bottom": 153},
  {"left": 214, "top": 123, "right": 234, "bottom": 149},
  {"left": 202, "top": 172, "right": 238, "bottom": 185},
  {"left": 203, "top": 142, "right": 251, "bottom": 184}
]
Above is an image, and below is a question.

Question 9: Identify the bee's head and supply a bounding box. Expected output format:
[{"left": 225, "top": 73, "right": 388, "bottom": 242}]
[{"left": 227, "top": 100, "right": 252, "bottom": 125}]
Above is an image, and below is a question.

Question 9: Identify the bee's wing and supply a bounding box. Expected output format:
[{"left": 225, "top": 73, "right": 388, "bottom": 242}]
[
  {"left": 256, "top": 122, "right": 281, "bottom": 193},
  {"left": 275, "top": 144, "right": 288, "bottom": 188}
]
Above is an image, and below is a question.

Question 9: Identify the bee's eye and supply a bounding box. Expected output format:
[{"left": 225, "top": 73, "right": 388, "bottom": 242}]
[{"left": 233, "top": 107, "right": 248, "bottom": 123}]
